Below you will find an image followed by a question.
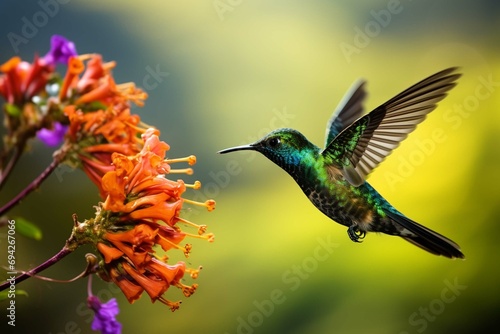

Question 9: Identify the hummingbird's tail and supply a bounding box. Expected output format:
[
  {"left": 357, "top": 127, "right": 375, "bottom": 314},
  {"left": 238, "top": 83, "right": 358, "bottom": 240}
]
[{"left": 385, "top": 211, "right": 465, "bottom": 259}]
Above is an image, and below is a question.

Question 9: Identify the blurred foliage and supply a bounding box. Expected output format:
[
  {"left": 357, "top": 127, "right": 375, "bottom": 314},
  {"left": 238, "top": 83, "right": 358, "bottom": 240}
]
[
  {"left": 0, "top": 0, "right": 499, "bottom": 333},
  {"left": 11, "top": 217, "right": 42, "bottom": 241}
]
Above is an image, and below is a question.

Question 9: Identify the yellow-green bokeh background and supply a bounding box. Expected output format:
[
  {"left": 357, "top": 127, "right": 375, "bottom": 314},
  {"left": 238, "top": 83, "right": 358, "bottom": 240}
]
[{"left": 1, "top": 1, "right": 499, "bottom": 333}]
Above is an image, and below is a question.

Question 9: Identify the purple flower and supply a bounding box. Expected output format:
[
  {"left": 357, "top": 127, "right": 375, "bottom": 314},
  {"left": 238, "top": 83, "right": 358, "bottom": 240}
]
[
  {"left": 36, "top": 122, "right": 68, "bottom": 147},
  {"left": 43, "top": 35, "right": 77, "bottom": 66},
  {"left": 88, "top": 296, "right": 122, "bottom": 334}
]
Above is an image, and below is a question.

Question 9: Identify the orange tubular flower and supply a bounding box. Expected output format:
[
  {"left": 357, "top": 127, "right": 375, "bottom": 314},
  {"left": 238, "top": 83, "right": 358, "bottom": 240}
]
[
  {"left": 59, "top": 56, "right": 85, "bottom": 101},
  {"left": 89, "top": 129, "right": 215, "bottom": 311},
  {"left": 76, "top": 54, "right": 114, "bottom": 93}
]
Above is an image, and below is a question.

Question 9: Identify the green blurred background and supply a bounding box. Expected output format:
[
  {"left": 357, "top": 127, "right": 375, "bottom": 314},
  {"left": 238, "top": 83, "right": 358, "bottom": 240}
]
[{"left": 1, "top": 1, "right": 499, "bottom": 333}]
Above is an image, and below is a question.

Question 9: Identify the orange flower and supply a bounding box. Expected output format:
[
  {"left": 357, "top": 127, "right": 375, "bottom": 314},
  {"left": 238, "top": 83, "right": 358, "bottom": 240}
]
[{"left": 107, "top": 266, "right": 144, "bottom": 303}]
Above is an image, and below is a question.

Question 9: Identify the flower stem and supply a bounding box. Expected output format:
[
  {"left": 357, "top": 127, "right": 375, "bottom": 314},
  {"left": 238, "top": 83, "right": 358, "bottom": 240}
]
[
  {"left": 0, "top": 143, "right": 23, "bottom": 191},
  {"left": 0, "top": 142, "right": 70, "bottom": 216},
  {"left": 0, "top": 237, "right": 77, "bottom": 291},
  {"left": 0, "top": 158, "right": 59, "bottom": 216}
]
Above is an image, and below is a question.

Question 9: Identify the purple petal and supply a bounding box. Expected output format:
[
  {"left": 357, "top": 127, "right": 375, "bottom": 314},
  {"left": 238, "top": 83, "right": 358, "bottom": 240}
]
[
  {"left": 36, "top": 122, "right": 68, "bottom": 147},
  {"left": 43, "top": 35, "right": 78, "bottom": 66},
  {"left": 88, "top": 296, "right": 122, "bottom": 334}
]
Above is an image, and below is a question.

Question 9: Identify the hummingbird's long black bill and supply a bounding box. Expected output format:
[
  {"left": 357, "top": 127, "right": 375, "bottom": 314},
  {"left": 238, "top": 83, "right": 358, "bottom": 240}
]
[{"left": 218, "top": 144, "right": 255, "bottom": 154}]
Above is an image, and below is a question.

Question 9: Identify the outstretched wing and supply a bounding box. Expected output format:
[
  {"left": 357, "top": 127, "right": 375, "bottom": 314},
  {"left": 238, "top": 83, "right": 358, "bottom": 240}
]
[
  {"left": 321, "top": 67, "right": 461, "bottom": 186},
  {"left": 324, "top": 79, "right": 367, "bottom": 148}
]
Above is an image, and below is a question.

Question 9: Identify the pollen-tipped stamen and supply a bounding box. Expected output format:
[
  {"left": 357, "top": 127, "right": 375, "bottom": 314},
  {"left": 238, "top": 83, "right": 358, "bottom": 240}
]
[
  {"left": 185, "top": 266, "right": 202, "bottom": 279},
  {"left": 183, "top": 198, "right": 216, "bottom": 211},
  {"left": 175, "top": 282, "right": 198, "bottom": 297},
  {"left": 184, "top": 232, "right": 215, "bottom": 243},
  {"left": 157, "top": 234, "right": 192, "bottom": 257},
  {"left": 167, "top": 155, "right": 197, "bottom": 166},
  {"left": 176, "top": 217, "right": 207, "bottom": 235},
  {"left": 185, "top": 180, "right": 201, "bottom": 190},
  {"left": 158, "top": 297, "right": 181, "bottom": 312}
]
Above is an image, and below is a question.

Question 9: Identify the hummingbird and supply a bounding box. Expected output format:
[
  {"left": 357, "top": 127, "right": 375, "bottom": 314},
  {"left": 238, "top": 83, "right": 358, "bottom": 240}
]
[{"left": 219, "top": 68, "right": 464, "bottom": 259}]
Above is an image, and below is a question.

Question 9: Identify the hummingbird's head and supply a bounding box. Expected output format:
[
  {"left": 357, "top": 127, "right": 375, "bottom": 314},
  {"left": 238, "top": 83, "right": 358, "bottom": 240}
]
[{"left": 218, "top": 128, "right": 318, "bottom": 170}]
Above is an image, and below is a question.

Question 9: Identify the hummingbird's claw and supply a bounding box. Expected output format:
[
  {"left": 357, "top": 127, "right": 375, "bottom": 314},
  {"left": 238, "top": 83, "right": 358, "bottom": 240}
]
[{"left": 348, "top": 225, "right": 366, "bottom": 243}]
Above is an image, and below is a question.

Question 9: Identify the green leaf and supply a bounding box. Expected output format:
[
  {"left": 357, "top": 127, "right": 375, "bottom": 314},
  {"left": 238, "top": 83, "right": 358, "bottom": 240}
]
[
  {"left": 5, "top": 103, "right": 21, "bottom": 117},
  {"left": 14, "top": 217, "right": 42, "bottom": 241},
  {"left": 0, "top": 289, "right": 28, "bottom": 301}
]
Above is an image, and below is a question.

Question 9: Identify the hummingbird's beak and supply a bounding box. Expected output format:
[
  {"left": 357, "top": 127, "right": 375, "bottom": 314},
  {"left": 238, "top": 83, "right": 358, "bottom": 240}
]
[{"left": 218, "top": 144, "right": 255, "bottom": 154}]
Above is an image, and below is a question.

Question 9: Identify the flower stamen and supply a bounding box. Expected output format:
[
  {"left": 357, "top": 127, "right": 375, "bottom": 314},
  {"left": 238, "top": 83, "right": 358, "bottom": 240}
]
[
  {"left": 166, "top": 155, "right": 196, "bottom": 166},
  {"left": 184, "top": 232, "right": 215, "bottom": 243},
  {"left": 184, "top": 180, "right": 201, "bottom": 190},
  {"left": 175, "top": 282, "right": 198, "bottom": 297},
  {"left": 185, "top": 266, "right": 202, "bottom": 279},
  {"left": 116, "top": 82, "right": 148, "bottom": 107},
  {"left": 176, "top": 217, "right": 207, "bottom": 235},
  {"left": 183, "top": 198, "right": 216, "bottom": 212},
  {"left": 158, "top": 297, "right": 181, "bottom": 312},
  {"left": 157, "top": 233, "right": 192, "bottom": 257}
]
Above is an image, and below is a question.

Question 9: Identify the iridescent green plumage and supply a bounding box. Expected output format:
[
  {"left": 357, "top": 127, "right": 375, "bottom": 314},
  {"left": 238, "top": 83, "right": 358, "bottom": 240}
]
[{"left": 219, "top": 68, "right": 464, "bottom": 259}]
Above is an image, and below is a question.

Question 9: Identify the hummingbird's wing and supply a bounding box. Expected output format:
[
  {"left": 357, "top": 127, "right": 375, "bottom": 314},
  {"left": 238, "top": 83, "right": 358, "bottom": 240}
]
[
  {"left": 324, "top": 79, "right": 367, "bottom": 148},
  {"left": 321, "top": 67, "right": 461, "bottom": 187}
]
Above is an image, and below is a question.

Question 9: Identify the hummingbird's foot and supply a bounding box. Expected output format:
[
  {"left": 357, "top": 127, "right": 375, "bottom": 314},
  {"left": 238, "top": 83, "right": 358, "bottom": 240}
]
[{"left": 347, "top": 225, "right": 366, "bottom": 243}]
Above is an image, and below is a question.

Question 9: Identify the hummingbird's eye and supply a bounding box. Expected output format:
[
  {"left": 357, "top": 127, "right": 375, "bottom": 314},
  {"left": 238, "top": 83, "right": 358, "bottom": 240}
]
[{"left": 268, "top": 137, "right": 281, "bottom": 148}]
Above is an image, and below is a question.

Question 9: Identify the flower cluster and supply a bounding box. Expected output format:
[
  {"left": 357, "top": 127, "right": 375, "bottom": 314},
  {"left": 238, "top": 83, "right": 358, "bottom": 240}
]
[
  {"left": 0, "top": 35, "right": 216, "bottom": 332},
  {"left": 0, "top": 35, "right": 149, "bottom": 195},
  {"left": 80, "top": 129, "right": 215, "bottom": 311},
  {"left": 55, "top": 48, "right": 149, "bottom": 195}
]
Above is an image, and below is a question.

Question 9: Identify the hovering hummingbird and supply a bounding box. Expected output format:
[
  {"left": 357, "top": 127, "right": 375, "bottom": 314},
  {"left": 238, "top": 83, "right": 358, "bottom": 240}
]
[{"left": 219, "top": 68, "right": 464, "bottom": 259}]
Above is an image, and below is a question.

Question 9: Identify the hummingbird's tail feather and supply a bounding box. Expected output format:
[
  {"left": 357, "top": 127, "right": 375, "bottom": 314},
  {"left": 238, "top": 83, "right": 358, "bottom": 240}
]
[{"left": 385, "top": 211, "right": 465, "bottom": 259}]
